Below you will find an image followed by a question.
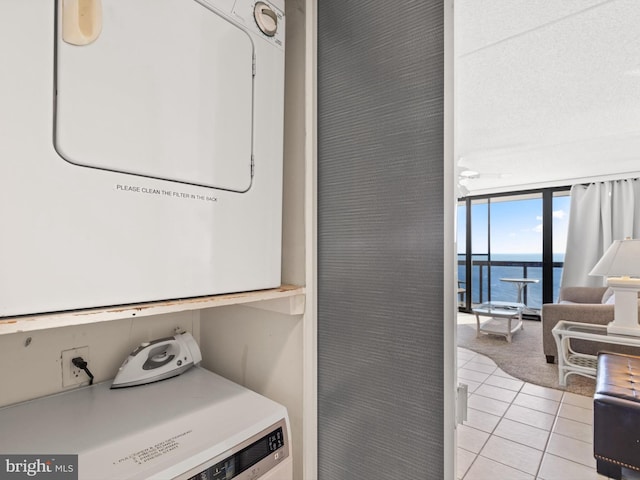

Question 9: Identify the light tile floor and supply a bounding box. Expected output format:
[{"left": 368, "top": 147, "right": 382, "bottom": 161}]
[{"left": 457, "top": 347, "right": 640, "bottom": 480}]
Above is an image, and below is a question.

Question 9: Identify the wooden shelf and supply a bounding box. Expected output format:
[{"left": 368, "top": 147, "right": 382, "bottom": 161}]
[{"left": 0, "top": 285, "right": 305, "bottom": 336}]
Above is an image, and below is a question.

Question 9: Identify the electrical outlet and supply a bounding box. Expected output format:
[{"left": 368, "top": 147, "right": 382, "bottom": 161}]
[{"left": 61, "top": 346, "right": 90, "bottom": 388}]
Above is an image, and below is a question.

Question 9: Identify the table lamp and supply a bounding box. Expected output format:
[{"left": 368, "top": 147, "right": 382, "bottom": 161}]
[{"left": 589, "top": 237, "right": 640, "bottom": 336}]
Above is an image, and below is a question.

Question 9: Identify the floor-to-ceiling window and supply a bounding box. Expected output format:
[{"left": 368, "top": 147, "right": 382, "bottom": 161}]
[{"left": 457, "top": 187, "right": 570, "bottom": 315}]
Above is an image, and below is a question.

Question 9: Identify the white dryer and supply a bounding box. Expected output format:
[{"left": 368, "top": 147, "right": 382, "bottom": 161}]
[
  {"left": 0, "top": 0, "right": 285, "bottom": 317},
  {"left": 0, "top": 367, "right": 293, "bottom": 479}
]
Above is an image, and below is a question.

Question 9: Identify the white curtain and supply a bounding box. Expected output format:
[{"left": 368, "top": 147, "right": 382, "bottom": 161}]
[{"left": 561, "top": 178, "right": 640, "bottom": 287}]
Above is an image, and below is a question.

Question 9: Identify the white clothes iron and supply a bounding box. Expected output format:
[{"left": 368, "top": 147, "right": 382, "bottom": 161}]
[{"left": 111, "top": 332, "right": 202, "bottom": 389}]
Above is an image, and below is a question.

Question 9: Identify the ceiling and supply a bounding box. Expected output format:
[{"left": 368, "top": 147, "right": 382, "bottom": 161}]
[{"left": 455, "top": 0, "right": 640, "bottom": 195}]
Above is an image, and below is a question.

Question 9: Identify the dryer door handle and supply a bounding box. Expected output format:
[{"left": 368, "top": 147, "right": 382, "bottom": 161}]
[{"left": 62, "top": 0, "right": 102, "bottom": 46}]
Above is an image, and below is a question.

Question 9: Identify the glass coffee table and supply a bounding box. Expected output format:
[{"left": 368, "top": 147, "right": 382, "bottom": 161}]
[
  {"left": 552, "top": 320, "right": 640, "bottom": 386},
  {"left": 472, "top": 301, "right": 524, "bottom": 343}
]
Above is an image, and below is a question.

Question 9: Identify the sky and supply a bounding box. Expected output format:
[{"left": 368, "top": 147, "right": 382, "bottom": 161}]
[{"left": 457, "top": 195, "right": 571, "bottom": 256}]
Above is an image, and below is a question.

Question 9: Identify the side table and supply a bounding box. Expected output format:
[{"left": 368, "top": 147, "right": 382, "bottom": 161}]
[
  {"left": 499, "top": 277, "right": 539, "bottom": 305},
  {"left": 472, "top": 301, "right": 524, "bottom": 343},
  {"left": 552, "top": 320, "right": 640, "bottom": 386}
]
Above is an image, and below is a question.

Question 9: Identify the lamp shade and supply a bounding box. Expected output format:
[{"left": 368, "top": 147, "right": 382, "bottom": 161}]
[{"left": 589, "top": 238, "right": 640, "bottom": 277}]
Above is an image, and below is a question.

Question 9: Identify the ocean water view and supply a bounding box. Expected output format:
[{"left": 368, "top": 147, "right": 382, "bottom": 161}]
[{"left": 457, "top": 253, "right": 565, "bottom": 309}]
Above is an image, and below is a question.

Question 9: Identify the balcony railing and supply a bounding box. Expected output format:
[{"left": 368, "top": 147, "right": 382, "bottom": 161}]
[{"left": 457, "top": 259, "right": 564, "bottom": 313}]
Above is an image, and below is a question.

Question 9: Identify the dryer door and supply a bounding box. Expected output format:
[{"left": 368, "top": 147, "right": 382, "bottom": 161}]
[{"left": 55, "top": 0, "right": 254, "bottom": 192}]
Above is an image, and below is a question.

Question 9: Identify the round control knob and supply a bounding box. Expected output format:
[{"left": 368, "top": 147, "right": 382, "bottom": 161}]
[
  {"left": 254, "top": 2, "right": 278, "bottom": 37},
  {"left": 151, "top": 352, "right": 168, "bottom": 362}
]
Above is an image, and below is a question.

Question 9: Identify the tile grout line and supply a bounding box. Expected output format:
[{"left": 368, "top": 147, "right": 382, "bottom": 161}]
[
  {"left": 532, "top": 392, "right": 562, "bottom": 480},
  {"left": 459, "top": 352, "right": 489, "bottom": 479},
  {"left": 458, "top": 349, "right": 627, "bottom": 479},
  {"left": 457, "top": 352, "right": 481, "bottom": 479},
  {"left": 473, "top": 361, "right": 539, "bottom": 479},
  {"left": 457, "top": 348, "right": 621, "bottom": 479},
  {"left": 458, "top": 351, "right": 487, "bottom": 479},
  {"left": 462, "top": 349, "right": 540, "bottom": 478},
  {"left": 458, "top": 348, "right": 597, "bottom": 480},
  {"left": 460, "top": 350, "right": 537, "bottom": 479},
  {"left": 540, "top": 393, "right": 604, "bottom": 476}
]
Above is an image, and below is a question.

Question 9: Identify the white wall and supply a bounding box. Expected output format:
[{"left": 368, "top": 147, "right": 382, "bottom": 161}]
[
  {"left": 282, "top": 0, "right": 308, "bottom": 288},
  {"left": 0, "top": 311, "right": 199, "bottom": 407},
  {"left": 199, "top": 306, "right": 304, "bottom": 479}
]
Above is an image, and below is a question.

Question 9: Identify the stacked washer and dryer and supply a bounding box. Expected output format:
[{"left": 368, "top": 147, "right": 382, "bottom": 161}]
[
  {"left": 0, "top": 0, "right": 285, "bottom": 318},
  {"left": 0, "top": 1, "right": 291, "bottom": 478}
]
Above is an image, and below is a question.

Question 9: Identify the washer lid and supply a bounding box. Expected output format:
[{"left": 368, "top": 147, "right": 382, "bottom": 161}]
[
  {"left": 0, "top": 368, "right": 288, "bottom": 479},
  {"left": 55, "top": 0, "right": 254, "bottom": 192}
]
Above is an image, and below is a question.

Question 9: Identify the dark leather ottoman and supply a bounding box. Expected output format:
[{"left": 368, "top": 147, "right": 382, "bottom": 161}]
[{"left": 594, "top": 352, "right": 640, "bottom": 479}]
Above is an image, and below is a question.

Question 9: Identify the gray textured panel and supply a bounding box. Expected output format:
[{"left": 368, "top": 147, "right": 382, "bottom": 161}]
[{"left": 318, "top": 1, "right": 445, "bottom": 479}]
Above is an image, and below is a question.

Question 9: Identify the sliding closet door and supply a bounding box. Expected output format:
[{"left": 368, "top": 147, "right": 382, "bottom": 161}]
[{"left": 317, "top": 1, "right": 445, "bottom": 478}]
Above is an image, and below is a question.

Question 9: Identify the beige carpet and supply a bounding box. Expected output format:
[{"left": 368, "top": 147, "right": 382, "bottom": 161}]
[{"left": 457, "top": 313, "right": 596, "bottom": 397}]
